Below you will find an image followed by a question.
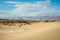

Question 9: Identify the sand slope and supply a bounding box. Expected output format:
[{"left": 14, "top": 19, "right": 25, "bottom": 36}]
[{"left": 0, "top": 22, "right": 60, "bottom": 40}]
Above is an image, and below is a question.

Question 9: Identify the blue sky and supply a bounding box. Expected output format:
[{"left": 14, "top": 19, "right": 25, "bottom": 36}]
[{"left": 0, "top": 0, "right": 60, "bottom": 18}]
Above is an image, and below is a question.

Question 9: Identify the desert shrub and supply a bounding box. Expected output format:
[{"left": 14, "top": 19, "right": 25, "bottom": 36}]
[
  {"left": 19, "top": 24, "right": 23, "bottom": 27},
  {"left": 3, "top": 23, "right": 8, "bottom": 25},
  {"left": 13, "top": 24, "right": 16, "bottom": 26},
  {"left": 9, "top": 24, "right": 12, "bottom": 26},
  {"left": 44, "top": 20, "right": 49, "bottom": 22},
  {"left": 23, "top": 24, "right": 25, "bottom": 25},
  {"left": 27, "top": 22, "right": 31, "bottom": 25},
  {"left": 8, "top": 23, "right": 12, "bottom": 26}
]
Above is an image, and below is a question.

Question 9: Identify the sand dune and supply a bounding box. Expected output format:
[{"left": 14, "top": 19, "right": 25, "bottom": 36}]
[{"left": 0, "top": 22, "right": 60, "bottom": 40}]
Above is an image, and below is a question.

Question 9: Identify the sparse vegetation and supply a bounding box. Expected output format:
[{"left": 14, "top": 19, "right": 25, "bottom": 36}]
[{"left": 0, "top": 18, "right": 60, "bottom": 27}]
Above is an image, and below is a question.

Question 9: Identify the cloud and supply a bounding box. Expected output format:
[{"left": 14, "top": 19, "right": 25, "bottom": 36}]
[
  {"left": 4, "top": 1, "right": 21, "bottom": 5},
  {"left": 9, "top": 0, "right": 51, "bottom": 16},
  {"left": 0, "top": 10, "right": 10, "bottom": 14},
  {"left": 0, "top": 0, "right": 60, "bottom": 18}
]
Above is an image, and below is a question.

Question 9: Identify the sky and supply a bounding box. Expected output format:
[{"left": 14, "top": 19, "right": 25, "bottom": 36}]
[{"left": 0, "top": 0, "right": 60, "bottom": 18}]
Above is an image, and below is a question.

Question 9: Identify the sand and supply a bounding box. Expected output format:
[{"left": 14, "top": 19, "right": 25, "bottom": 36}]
[{"left": 0, "top": 22, "right": 60, "bottom": 40}]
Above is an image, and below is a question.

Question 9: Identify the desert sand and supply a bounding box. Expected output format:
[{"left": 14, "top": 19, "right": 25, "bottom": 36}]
[{"left": 0, "top": 22, "right": 60, "bottom": 40}]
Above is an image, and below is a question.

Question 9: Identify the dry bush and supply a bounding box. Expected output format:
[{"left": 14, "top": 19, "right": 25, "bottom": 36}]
[
  {"left": 13, "top": 24, "right": 16, "bottom": 26},
  {"left": 19, "top": 24, "right": 23, "bottom": 27},
  {"left": 8, "top": 23, "right": 12, "bottom": 26},
  {"left": 2, "top": 23, "right": 8, "bottom": 25}
]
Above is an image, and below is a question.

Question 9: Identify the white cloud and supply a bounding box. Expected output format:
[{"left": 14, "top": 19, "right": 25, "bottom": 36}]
[
  {"left": 4, "top": 1, "right": 21, "bottom": 5},
  {"left": 0, "top": 10, "right": 10, "bottom": 14},
  {"left": 9, "top": 0, "right": 51, "bottom": 16},
  {"left": 1, "top": 0, "right": 60, "bottom": 17}
]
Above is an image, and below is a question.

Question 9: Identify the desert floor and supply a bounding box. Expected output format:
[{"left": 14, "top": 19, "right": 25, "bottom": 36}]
[{"left": 0, "top": 22, "right": 60, "bottom": 40}]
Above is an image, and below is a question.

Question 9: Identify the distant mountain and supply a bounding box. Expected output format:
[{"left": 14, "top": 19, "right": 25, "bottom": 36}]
[
  {"left": 23, "top": 16, "right": 60, "bottom": 20},
  {"left": 0, "top": 16, "right": 60, "bottom": 20}
]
